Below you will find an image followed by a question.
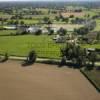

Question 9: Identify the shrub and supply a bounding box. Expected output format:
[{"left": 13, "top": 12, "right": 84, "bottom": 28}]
[{"left": 35, "top": 29, "right": 42, "bottom": 35}]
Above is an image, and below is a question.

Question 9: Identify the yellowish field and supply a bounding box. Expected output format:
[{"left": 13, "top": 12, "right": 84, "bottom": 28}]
[
  {"left": 51, "top": 24, "right": 83, "bottom": 31},
  {"left": 62, "top": 12, "right": 85, "bottom": 17}
]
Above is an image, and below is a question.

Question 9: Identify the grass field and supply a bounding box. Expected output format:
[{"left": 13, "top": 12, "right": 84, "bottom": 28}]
[
  {"left": 0, "top": 30, "right": 16, "bottom": 36},
  {"left": 94, "top": 19, "right": 100, "bottom": 31},
  {"left": 81, "top": 68, "right": 100, "bottom": 91},
  {"left": 82, "top": 44, "right": 100, "bottom": 49},
  {"left": 0, "top": 35, "right": 63, "bottom": 59}
]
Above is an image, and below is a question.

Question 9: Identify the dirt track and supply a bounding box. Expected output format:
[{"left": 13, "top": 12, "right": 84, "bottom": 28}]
[{"left": 0, "top": 60, "right": 99, "bottom": 100}]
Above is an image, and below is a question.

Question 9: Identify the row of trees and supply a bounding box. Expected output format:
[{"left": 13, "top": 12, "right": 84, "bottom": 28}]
[
  {"left": 7, "top": 20, "right": 25, "bottom": 25},
  {"left": 60, "top": 43, "right": 98, "bottom": 70},
  {"left": 55, "top": 14, "right": 74, "bottom": 23},
  {"left": 71, "top": 17, "right": 86, "bottom": 24},
  {"left": 74, "top": 20, "right": 96, "bottom": 35}
]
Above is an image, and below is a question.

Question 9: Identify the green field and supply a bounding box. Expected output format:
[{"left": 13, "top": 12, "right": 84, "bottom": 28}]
[
  {"left": 0, "top": 35, "right": 64, "bottom": 59},
  {"left": 82, "top": 44, "right": 100, "bottom": 49},
  {"left": 94, "top": 19, "right": 100, "bottom": 31},
  {"left": 0, "top": 8, "right": 100, "bottom": 59}
]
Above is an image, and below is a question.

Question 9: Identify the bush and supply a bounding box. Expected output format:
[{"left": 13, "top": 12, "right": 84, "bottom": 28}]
[
  {"left": 69, "top": 15, "right": 74, "bottom": 18},
  {"left": 48, "top": 29, "right": 54, "bottom": 35},
  {"left": 35, "top": 30, "right": 42, "bottom": 35},
  {"left": 22, "top": 50, "right": 37, "bottom": 66}
]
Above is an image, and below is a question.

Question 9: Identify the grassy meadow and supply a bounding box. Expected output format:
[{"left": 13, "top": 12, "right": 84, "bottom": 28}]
[
  {"left": 0, "top": 30, "right": 16, "bottom": 36},
  {"left": 0, "top": 34, "right": 64, "bottom": 59}
]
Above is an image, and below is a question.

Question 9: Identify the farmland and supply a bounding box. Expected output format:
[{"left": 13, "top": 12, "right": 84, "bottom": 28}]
[{"left": 0, "top": 6, "right": 100, "bottom": 58}]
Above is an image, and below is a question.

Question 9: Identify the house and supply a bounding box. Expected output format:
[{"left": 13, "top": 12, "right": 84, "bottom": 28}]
[
  {"left": 53, "top": 34, "right": 60, "bottom": 40},
  {"left": 42, "top": 28, "right": 48, "bottom": 34},
  {"left": 27, "top": 26, "right": 41, "bottom": 34}
]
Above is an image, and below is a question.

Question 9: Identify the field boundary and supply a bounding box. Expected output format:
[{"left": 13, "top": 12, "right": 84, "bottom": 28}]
[
  {"left": 0, "top": 54, "right": 60, "bottom": 65},
  {"left": 80, "top": 69, "right": 100, "bottom": 93}
]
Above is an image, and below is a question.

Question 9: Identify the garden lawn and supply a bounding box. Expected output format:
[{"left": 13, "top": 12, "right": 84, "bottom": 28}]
[
  {"left": 0, "top": 35, "right": 63, "bottom": 59},
  {"left": 19, "top": 19, "right": 39, "bottom": 24},
  {"left": 82, "top": 69, "right": 100, "bottom": 91}
]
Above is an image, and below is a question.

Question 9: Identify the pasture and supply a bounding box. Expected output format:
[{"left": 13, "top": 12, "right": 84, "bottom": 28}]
[{"left": 82, "top": 44, "right": 100, "bottom": 49}]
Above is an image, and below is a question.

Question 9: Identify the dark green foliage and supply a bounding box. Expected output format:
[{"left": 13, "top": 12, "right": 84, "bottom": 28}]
[
  {"left": 20, "top": 21, "right": 25, "bottom": 25},
  {"left": 43, "top": 17, "right": 49, "bottom": 23},
  {"left": 58, "top": 27, "right": 67, "bottom": 36},
  {"left": 35, "top": 29, "right": 42, "bottom": 35},
  {"left": 69, "top": 15, "right": 74, "bottom": 18},
  {"left": 74, "top": 27, "right": 89, "bottom": 35},
  {"left": 28, "top": 50, "right": 37, "bottom": 63},
  {"left": 48, "top": 29, "right": 54, "bottom": 35},
  {"left": 60, "top": 43, "right": 97, "bottom": 68},
  {"left": 71, "top": 17, "right": 85, "bottom": 24},
  {"left": 22, "top": 50, "right": 37, "bottom": 66},
  {"left": 55, "top": 16, "right": 60, "bottom": 21},
  {"left": 88, "top": 51, "right": 97, "bottom": 67},
  {"left": 59, "top": 56, "right": 66, "bottom": 67}
]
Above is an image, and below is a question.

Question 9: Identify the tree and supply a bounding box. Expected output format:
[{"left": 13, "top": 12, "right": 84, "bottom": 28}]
[
  {"left": 1, "top": 19, "right": 4, "bottom": 27},
  {"left": 60, "top": 43, "right": 88, "bottom": 67},
  {"left": 64, "top": 17, "right": 69, "bottom": 23},
  {"left": 22, "top": 50, "right": 37, "bottom": 66},
  {"left": 48, "top": 29, "right": 54, "bottom": 35},
  {"left": 20, "top": 21, "right": 25, "bottom": 25},
  {"left": 88, "top": 51, "right": 97, "bottom": 67},
  {"left": 55, "top": 16, "right": 60, "bottom": 21},
  {"left": 43, "top": 17, "right": 49, "bottom": 24},
  {"left": 14, "top": 20, "right": 19, "bottom": 28}
]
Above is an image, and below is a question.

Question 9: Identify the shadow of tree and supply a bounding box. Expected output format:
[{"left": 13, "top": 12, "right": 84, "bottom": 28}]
[{"left": 0, "top": 53, "right": 8, "bottom": 63}]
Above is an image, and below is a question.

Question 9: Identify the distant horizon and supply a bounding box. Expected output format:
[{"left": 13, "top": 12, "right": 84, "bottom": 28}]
[{"left": 0, "top": 0, "right": 100, "bottom": 2}]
